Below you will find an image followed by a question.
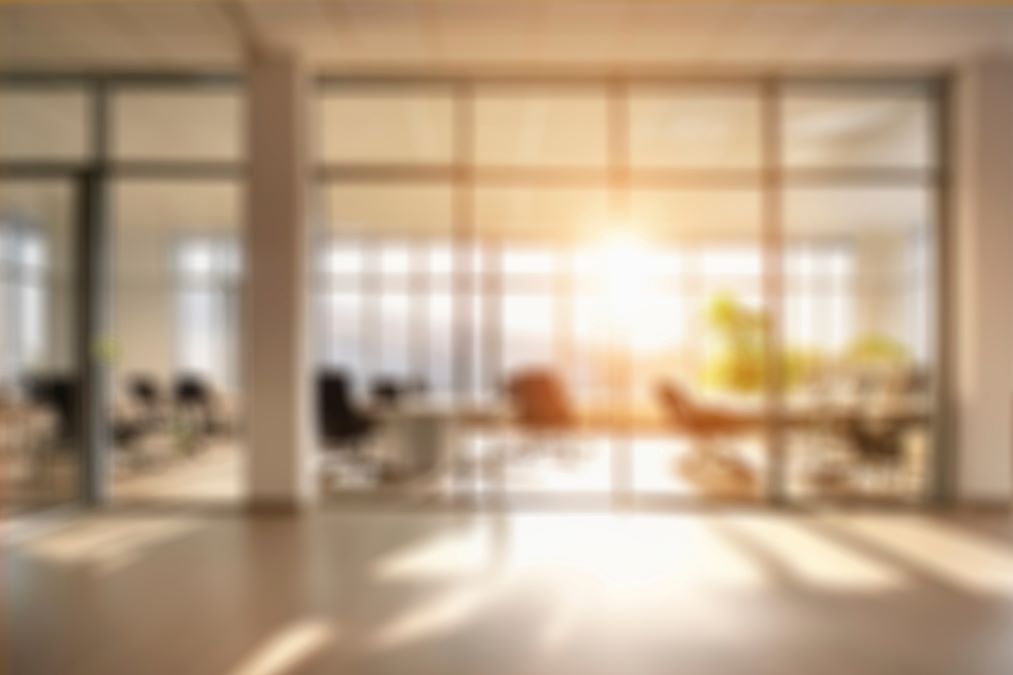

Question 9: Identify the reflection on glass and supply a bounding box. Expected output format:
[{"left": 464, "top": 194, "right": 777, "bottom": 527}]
[
  {"left": 0, "top": 182, "right": 80, "bottom": 514},
  {"left": 782, "top": 186, "right": 934, "bottom": 502},
  {"left": 475, "top": 86, "right": 608, "bottom": 168},
  {"left": 629, "top": 85, "right": 761, "bottom": 169},
  {"left": 108, "top": 180, "right": 243, "bottom": 502},
  {"left": 783, "top": 86, "right": 935, "bottom": 169},
  {"left": 319, "top": 89, "right": 454, "bottom": 164},
  {"left": 0, "top": 88, "right": 91, "bottom": 162},
  {"left": 112, "top": 89, "right": 242, "bottom": 161},
  {"left": 310, "top": 81, "right": 938, "bottom": 506}
]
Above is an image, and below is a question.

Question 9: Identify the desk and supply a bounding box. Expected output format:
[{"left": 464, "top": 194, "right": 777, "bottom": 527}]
[
  {"left": 1, "top": 402, "right": 58, "bottom": 484},
  {"left": 369, "top": 402, "right": 509, "bottom": 477}
]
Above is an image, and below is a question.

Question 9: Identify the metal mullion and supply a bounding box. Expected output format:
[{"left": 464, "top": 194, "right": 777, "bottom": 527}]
[
  {"left": 110, "top": 161, "right": 243, "bottom": 179},
  {"left": 452, "top": 82, "right": 475, "bottom": 403},
  {"left": 782, "top": 167, "right": 937, "bottom": 187},
  {"left": 0, "top": 71, "right": 241, "bottom": 88},
  {"left": 315, "top": 165, "right": 456, "bottom": 182},
  {"left": 931, "top": 76, "right": 953, "bottom": 506},
  {"left": 472, "top": 166, "right": 608, "bottom": 185},
  {"left": 761, "top": 78, "right": 787, "bottom": 506},
  {"left": 0, "top": 164, "right": 88, "bottom": 179},
  {"left": 314, "top": 71, "right": 944, "bottom": 91},
  {"left": 607, "top": 77, "right": 633, "bottom": 506}
]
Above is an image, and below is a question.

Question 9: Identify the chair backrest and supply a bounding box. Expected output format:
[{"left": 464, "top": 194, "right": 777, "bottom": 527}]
[
  {"left": 506, "top": 369, "right": 575, "bottom": 430},
  {"left": 24, "top": 374, "right": 78, "bottom": 441},
  {"left": 655, "top": 381, "right": 696, "bottom": 429},
  {"left": 175, "top": 375, "right": 210, "bottom": 407},
  {"left": 318, "top": 370, "right": 369, "bottom": 439},
  {"left": 129, "top": 375, "right": 161, "bottom": 409},
  {"left": 371, "top": 377, "right": 404, "bottom": 408}
]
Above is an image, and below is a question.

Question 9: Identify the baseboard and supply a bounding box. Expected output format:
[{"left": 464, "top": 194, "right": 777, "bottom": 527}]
[
  {"left": 245, "top": 496, "right": 312, "bottom": 515},
  {"left": 952, "top": 498, "right": 1012, "bottom": 514}
]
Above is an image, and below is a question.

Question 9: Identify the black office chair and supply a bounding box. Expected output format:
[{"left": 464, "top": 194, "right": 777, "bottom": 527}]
[
  {"left": 127, "top": 374, "right": 165, "bottom": 430},
  {"left": 23, "top": 374, "right": 78, "bottom": 444},
  {"left": 130, "top": 375, "right": 160, "bottom": 408},
  {"left": 371, "top": 377, "right": 405, "bottom": 409},
  {"left": 173, "top": 375, "right": 219, "bottom": 450},
  {"left": 318, "top": 370, "right": 375, "bottom": 452}
]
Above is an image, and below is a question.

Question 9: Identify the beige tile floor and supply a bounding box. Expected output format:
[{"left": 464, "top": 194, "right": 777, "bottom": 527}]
[{"left": 4, "top": 508, "right": 1013, "bottom": 675}]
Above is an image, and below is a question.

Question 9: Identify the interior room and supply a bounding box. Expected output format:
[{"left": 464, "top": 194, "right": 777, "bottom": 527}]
[
  {"left": 1, "top": 72, "right": 938, "bottom": 510},
  {"left": 1, "top": 1, "right": 1012, "bottom": 674}
]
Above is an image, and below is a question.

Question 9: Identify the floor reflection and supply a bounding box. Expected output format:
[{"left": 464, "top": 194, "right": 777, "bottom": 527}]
[{"left": 6, "top": 510, "right": 1013, "bottom": 675}]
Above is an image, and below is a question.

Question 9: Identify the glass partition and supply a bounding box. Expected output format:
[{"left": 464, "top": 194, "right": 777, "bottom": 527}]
[
  {"left": 475, "top": 85, "right": 609, "bottom": 169},
  {"left": 111, "top": 88, "right": 242, "bottom": 161},
  {"left": 0, "top": 180, "right": 81, "bottom": 515},
  {"left": 781, "top": 185, "right": 935, "bottom": 501},
  {"left": 318, "top": 87, "right": 455, "bottom": 165},
  {"left": 780, "top": 82, "right": 937, "bottom": 503},
  {"left": 106, "top": 179, "right": 243, "bottom": 503},
  {"left": 629, "top": 84, "right": 762, "bottom": 170},
  {"left": 313, "top": 76, "right": 940, "bottom": 507},
  {"left": 782, "top": 84, "right": 934, "bottom": 170}
]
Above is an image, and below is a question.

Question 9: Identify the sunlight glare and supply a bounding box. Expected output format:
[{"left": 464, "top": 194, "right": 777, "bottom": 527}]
[
  {"left": 831, "top": 516, "right": 1013, "bottom": 595},
  {"left": 227, "top": 619, "right": 336, "bottom": 675}
]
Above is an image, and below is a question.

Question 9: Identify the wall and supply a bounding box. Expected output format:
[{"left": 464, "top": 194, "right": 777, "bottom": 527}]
[{"left": 952, "top": 57, "right": 1013, "bottom": 504}]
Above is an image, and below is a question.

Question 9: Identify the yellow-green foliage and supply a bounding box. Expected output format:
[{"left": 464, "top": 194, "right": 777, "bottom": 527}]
[
  {"left": 847, "top": 334, "right": 909, "bottom": 366},
  {"left": 702, "top": 294, "right": 829, "bottom": 393}
]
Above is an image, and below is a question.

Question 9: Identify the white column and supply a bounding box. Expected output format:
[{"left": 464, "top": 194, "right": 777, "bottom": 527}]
[
  {"left": 244, "top": 44, "right": 315, "bottom": 511},
  {"left": 952, "top": 57, "right": 1013, "bottom": 505}
]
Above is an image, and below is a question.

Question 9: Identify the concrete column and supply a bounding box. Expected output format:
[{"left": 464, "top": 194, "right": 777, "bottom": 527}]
[
  {"left": 244, "top": 44, "right": 314, "bottom": 511},
  {"left": 952, "top": 57, "right": 1013, "bottom": 505}
]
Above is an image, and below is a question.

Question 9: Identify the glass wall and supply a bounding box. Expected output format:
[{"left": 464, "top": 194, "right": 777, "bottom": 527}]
[
  {"left": 313, "top": 76, "right": 940, "bottom": 505},
  {"left": 105, "top": 84, "right": 245, "bottom": 504},
  {"left": 0, "top": 84, "right": 89, "bottom": 514},
  {"left": 0, "top": 73, "right": 939, "bottom": 511},
  {"left": 780, "top": 83, "right": 937, "bottom": 501}
]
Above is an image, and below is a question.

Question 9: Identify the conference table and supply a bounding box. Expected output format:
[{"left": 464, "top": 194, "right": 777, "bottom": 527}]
[{"left": 365, "top": 393, "right": 932, "bottom": 480}]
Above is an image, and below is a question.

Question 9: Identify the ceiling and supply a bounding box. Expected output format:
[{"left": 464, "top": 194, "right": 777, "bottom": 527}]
[{"left": 2, "top": 1, "right": 1013, "bottom": 73}]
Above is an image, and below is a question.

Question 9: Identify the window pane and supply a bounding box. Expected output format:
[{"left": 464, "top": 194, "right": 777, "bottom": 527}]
[
  {"left": 110, "top": 180, "right": 241, "bottom": 389},
  {"left": 782, "top": 186, "right": 933, "bottom": 359},
  {"left": 502, "top": 294, "right": 557, "bottom": 375},
  {"left": 783, "top": 85, "right": 935, "bottom": 169},
  {"left": 0, "top": 88, "right": 91, "bottom": 162},
  {"left": 475, "top": 86, "right": 608, "bottom": 168},
  {"left": 630, "top": 85, "right": 761, "bottom": 169},
  {"left": 475, "top": 186, "right": 609, "bottom": 243},
  {"left": 322, "top": 240, "right": 365, "bottom": 277},
  {"left": 319, "top": 292, "right": 364, "bottom": 387},
  {"left": 326, "top": 182, "right": 453, "bottom": 238},
  {"left": 782, "top": 185, "right": 935, "bottom": 501},
  {"left": 319, "top": 88, "right": 454, "bottom": 164},
  {"left": 428, "top": 292, "right": 454, "bottom": 400},
  {"left": 630, "top": 188, "right": 761, "bottom": 243},
  {"left": 112, "top": 89, "right": 242, "bottom": 161},
  {"left": 380, "top": 292, "right": 412, "bottom": 378},
  {"left": 0, "top": 182, "right": 77, "bottom": 389},
  {"left": 380, "top": 244, "right": 413, "bottom": 275}
]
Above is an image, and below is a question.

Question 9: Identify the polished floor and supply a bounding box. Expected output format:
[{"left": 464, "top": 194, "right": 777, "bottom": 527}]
[{"left": 4, "top": 508, "right": 1013, "bottom": 675}]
